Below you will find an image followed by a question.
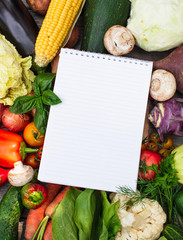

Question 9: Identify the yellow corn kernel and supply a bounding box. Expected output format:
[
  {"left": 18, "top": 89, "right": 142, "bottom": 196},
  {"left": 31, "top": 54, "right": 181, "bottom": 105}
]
[{"left": 35, "top": 0, "right": 84, "bottom": 67}]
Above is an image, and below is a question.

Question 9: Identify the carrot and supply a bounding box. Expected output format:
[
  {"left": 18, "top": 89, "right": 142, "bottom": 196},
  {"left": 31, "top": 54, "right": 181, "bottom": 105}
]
[
  {"left": 43, "top": 221, "right": 53, "bottom": 240},
  {"left": 32, "top": 186, "right": 71, "bottom": 240},
  {"left": 24, "top": 183, "right": 62, "bottom": 240},
  {"left": 45, "top": 186, "right": 70, "bottom": 218}
]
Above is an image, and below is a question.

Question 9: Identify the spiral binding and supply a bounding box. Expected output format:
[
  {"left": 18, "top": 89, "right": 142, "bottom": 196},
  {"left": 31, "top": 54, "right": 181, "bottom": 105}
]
[{"left": 62, "top": 48, "right": 150, "bottom": 66}]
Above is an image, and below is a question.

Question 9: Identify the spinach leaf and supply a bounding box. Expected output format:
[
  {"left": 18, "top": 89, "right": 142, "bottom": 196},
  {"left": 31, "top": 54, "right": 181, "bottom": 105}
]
[
  {"left": 52, "top": 187, "right": 81, "bottom": 240},
  {"left": 74, "top": 189, "right": 98, "bottom": 240},
  {"left": 101, "top": 191, "right": 121, "bottom": 239},
  {"left": 74, "top": 189, "right": 108, "bottom": 240}
]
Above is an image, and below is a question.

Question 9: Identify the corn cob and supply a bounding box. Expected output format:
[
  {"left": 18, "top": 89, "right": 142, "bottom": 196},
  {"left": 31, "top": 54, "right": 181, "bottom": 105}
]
[{"left": 35, "top": 0, "right": 84, "bottom": 67}]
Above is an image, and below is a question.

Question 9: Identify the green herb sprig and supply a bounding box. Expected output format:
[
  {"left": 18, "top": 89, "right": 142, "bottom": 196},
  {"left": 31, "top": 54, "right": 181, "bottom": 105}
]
[{"left": 9, "top": 73, "right": 61, "bottom": 135}]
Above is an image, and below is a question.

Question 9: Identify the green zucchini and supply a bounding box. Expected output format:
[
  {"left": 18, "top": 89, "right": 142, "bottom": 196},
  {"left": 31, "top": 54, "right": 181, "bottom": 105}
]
[
  {"left": 0, "top": 186, "right": 23, "bottom": 240},
  {"left": 81, "top": 0, "right": 131, "bottom": 53},
  {"left": 163, "top": 224, "right": 183, "bottom": 240}
]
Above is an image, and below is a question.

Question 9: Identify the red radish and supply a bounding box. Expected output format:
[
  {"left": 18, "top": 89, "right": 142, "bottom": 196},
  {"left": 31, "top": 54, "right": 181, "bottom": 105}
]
[
  {"left": 2, "top": 106, "right": 30, "bottom": 132},
  {"left": 139, "top": 150, "right": 162, "bottom": 180},
  {"left": 0, "top": 103, "right": 5, "bottom": 123}
]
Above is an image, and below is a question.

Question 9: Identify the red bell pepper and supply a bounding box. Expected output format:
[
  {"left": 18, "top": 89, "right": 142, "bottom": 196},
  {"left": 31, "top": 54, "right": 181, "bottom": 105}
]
[
  {"left": 0, "top": 167, "right": 10, "bottom": 186},
  {"left": 0, "top": 129, "right": 38, "bottom": 168},
  {"left": 21, "top": 183, "right": 47, "bottom": 209}
]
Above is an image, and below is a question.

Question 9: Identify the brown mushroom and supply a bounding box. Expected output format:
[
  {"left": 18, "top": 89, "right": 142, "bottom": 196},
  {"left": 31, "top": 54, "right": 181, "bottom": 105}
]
[
  {"left": 150, "top": 69, "right": 176, "bottom": 101},
  {"left": 104, "top": 25, "right": 135, "bottom": 56}
]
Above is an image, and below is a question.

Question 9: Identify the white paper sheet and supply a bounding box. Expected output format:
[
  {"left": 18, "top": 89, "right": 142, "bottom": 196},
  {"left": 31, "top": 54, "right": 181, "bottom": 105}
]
[{"left": 38, "top": 49, "right": 153, "bottom": 192}]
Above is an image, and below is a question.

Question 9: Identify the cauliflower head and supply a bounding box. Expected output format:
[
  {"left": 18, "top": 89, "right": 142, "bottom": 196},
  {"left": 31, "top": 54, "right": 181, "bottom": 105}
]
[{"left": 111, "top": 193, "right": 167, "bottom": 240}]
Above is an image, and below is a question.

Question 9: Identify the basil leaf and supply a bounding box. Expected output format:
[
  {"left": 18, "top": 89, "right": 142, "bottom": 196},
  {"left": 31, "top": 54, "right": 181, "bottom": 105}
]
[
  {"left": 9, "top": 96, "right": 37, "bottom": 114},
  {"left": 33, "top": 76, "right": 41, "bottom": 97},
  {"left": 42, "top": 90, "right": 62, "bottom": 105},
  {"left": 52, "top": 187, "right": 81, "bottom": 240},
  {"left": 35, "top": 73, "right": 56, "bottom": 94},
  {"left": 34, "top": 100, "right": 49, "bottom": 135}
]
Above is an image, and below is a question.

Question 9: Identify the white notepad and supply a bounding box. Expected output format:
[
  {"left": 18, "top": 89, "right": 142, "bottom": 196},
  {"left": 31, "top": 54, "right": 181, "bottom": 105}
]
[{"left": 38, "top": 49, "right": 153, "bottom": 192}]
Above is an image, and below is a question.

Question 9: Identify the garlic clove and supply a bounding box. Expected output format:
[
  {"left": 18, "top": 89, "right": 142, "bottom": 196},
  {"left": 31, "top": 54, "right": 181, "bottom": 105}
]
[
  {"left": 8, "top": 161, "right": 34, "bottom": 187},
  {"left": 150, "top": 69, "right": 176, "bottom": 101},
  {"left": 104, "top": 25, "right": 135, "bottom": 56}
]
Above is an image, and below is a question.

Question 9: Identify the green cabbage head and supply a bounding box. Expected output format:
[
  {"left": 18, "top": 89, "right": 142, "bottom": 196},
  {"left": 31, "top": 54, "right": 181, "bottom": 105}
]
[
  {"left": 127, "top": 0, "right": 183, "bottom": 52},
  {"left": 172, "top": 145, "right": 183, "bottom": 184},
  {"left": 0, "top": 34, "right": 35, "bottom": 105}
]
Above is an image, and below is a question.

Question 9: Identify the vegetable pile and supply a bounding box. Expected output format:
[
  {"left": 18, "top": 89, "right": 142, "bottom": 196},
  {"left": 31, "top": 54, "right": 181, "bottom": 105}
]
[{"left": 0, "top": 0, "right": 183, "bottom": 240}]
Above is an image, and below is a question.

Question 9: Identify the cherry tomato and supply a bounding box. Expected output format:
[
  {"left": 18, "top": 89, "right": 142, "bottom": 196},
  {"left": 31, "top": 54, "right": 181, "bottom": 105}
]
[
  {"left": 23, "top": 122, "right": 44, "bottom": 147},
  {"left": 25, "top": 154, "right": 40, "bottom": 169},
  {"left": 146, "top": 142, "right": 158, "bottom": 152},
  {"left": 150, "top": 132, "right": 160, "bottom": 143},
  {"left": 162, "top": 137, "right": 173, "bottom": 149},
  {"left": 158, "top": 148, "right": 169, "bottom": 158},
  {"left": 141, "top": 143, "right": 146, "bottom": 151},
  {"left": 37, "top": 146, "right": 43, "bottom": 160},
  {"left": 139, "top": 150, "right": 162, "bottom": 180}
]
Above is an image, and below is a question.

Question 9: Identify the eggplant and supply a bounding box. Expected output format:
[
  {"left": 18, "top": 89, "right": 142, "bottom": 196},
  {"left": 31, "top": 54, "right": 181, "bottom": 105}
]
[{"left": 0, "top": 0, "right": 39, "bottom": 57}]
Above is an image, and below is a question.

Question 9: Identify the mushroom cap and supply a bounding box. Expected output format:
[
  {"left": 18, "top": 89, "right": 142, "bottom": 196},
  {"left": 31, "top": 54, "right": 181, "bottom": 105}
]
[
  {"left": 8, "top": 161, "right": 34, "bottom": 187},
  {"left": 104, "top": 25, "right": 135, "bottom": 56},
  {"left": 150, "top": 69, "right": 176, "bottom": 101}
]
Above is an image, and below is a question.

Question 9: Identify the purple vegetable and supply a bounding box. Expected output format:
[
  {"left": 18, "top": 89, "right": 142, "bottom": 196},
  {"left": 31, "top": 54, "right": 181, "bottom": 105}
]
[{"left": 148, "top": 98, "right": 183, "bottom": 141}]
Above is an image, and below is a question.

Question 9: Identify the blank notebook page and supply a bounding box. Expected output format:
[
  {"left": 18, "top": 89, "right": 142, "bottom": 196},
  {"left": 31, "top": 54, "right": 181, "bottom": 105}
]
[{"left": 38, "top": 49, "right": 153, "bottom": 192}]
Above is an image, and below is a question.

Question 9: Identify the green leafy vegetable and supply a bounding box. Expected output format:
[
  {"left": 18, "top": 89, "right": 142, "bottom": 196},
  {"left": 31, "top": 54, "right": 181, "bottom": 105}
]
[
  {"left": 0, "top": 34, "right": 35, "bottom": 105},
  {"left": 101, "top": 191, "right": 121, "bottom": 240},
  {"left": 74, "top": 189, "right": 102, "bottom": 240},
  {"left": 127, "top": 0, "right": 183, "bottom": 51},
  {"left": 52, "top": 187, "right": 81, "bottom": 240},
  {"left": 52, "top": 188, "right": 121, "bottom": 240},
  {"left": 9, "top": 73, "right": 61, "bottom": 135}
]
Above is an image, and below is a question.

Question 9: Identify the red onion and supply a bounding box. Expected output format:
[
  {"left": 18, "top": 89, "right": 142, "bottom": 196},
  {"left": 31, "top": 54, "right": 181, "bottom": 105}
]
[
  {"left": 0, "top": 103, "right": 5, "bottom": 123},
  {"left": 2, "top": 107, "right": 31, "bottom": 132}
]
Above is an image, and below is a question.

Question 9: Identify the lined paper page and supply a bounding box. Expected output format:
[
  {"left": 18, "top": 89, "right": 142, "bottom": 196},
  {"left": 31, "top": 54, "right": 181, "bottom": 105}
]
[{"left": 38, "top": 49, "right": 153, "bottom": 192}]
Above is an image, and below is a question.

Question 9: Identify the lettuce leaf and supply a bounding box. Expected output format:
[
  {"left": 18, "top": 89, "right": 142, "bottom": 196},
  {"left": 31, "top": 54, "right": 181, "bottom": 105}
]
[{"left": 0, "top": 34, "right": 35, "bottom": 105}]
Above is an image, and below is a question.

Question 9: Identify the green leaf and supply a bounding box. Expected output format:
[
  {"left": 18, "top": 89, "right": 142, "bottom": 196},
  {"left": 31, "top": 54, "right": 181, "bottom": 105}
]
[
  {"left": 100, "top": 191, "right": 121, "bottom": 239},
  {"left": 42, "top": 90, "right": 62, "bottom": 105},
  {"left": 74, "top": 189, "right": 103, "bottom": 240},
  {"left": 34, "top": 73, "right": 56, "bottom": 96},
  {"left": 52, "top": 187, "right": 82, "bottom": 240},
  {"left": 34, "top": 101, "right": 49, "bottom": 135},
  {"left": 9, "top": 96, "right": 37, "bottom": 114}
]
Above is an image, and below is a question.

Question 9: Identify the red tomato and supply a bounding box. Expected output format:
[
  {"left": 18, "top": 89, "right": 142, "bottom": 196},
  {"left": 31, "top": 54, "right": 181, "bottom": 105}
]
[
  {"left": 37, "top": 146, "right": 43, "bottom": 160},
  {"left": 25, "top": 154, "right": 40, "bottom": 169},
  {"left": 139, "top": 150, "right": 162, "bottom": 180}
]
